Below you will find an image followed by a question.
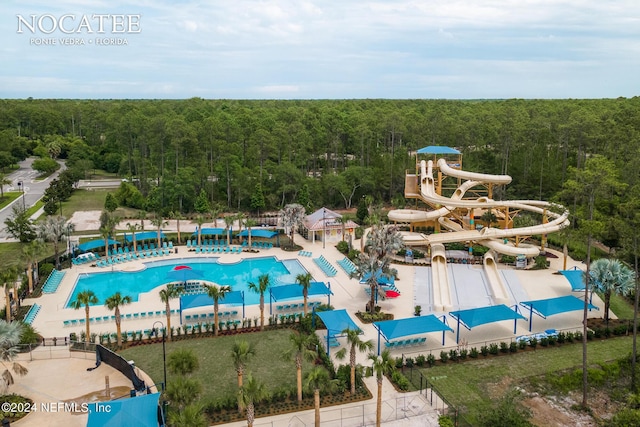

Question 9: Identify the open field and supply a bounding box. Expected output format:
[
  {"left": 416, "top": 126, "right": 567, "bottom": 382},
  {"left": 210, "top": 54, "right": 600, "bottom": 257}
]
[
  {"left": 416, "top": 336, "right": 635, "bottom": 423},
  {"left": 119, "top": 329, "right": 315, "bottom": 403}
]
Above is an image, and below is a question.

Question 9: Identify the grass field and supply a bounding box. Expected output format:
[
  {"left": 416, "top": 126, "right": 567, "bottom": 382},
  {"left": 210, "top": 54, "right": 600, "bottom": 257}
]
[
  {"left": 415, "top": 336, "right": 635, "bottom": 423},
  {"left": 119, "top": 329, "right": 315, "bottom": 403},
  {"left": 608, "top": 293, "right": 635, "bottom": 319},
  {"left": 61, "top": 189, "right": 109, "bottom": 215}
]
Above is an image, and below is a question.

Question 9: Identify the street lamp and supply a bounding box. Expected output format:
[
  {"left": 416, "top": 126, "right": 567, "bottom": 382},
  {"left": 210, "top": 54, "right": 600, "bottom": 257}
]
[
  {"left": 17, "top": 181, "right": 25, "bottom": 211},
  {"left": 322, "top": 208, "right": 326, "bottom": 249},
  {"left": 151, "top": 321, "right": 167, "bottom": 392}
]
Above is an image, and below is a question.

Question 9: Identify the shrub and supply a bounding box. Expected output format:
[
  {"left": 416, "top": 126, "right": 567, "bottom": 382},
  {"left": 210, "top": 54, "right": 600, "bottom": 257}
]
[
  {"left": 440, "top": 351, "right": 449, "bottom": 363},
  {"left": 439, "top": 414, "right": 455, "bottom": 427},
  {"left": 469, "top": 347, "right": 479, "bottom": 358},
  {"left": 391, "top": 371, "right": 410, "bottom": 391},
  {"left": 499, "top": 342, "right": 509, "bottom": 353},
  {"left": 448, "top": 349, "right": 458, "bottom": 362},
  {"left": 529, "top": 337, "right": 538, "bottom": 349},
  {"left": 518, "top": 340, "right": 527, "bottom": 350},
  {"left": 540, "top": 337, "right": 549, "bottom": 347},
  {"left": 336, "top": 240, "right": 349, "bottom": 254},
  {"left": 509, "top": 342, "right": 518, "bottom": 353},
  {"left": 557, "top": 332, "right": 566, "bottom": 343},
  {"left": 489, "top": 343, "right": 499, "bottom": 355},
  {"left": 427, "top": 354, "right": 436, "bottom": 367},
  {"left": 416, "top": 354, "right": 426, "bottom": 367},
  {"left": 480, "top": 345, "right": 489, "bottom": 356},
  {"left": 459, "top": 348, "right": 468, "bottom": 359},
  {"left": 405, "top": 357, "right": 414, "bottom": 368}
]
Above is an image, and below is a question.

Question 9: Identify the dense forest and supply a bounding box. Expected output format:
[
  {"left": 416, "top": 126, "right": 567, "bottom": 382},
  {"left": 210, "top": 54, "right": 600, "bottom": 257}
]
[{"left": 1, "top": 98, "right": 639, "bottom": 237}]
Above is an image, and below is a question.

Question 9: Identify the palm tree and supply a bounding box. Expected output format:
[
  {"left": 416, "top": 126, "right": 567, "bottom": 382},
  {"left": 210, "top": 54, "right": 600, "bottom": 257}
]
[
  {"left": 125, "top": 222, "right": 141, "bottom": 252},
  {"left": 166, "top": 403, "right": 207, "bottom": 427},
  {"left": 169, "top": 210, "right": 185, "bottom": 244},
  {"left": 0, "top": 268, "right": 18, "bottom": 322},
  {"left": 231, "top": 339, "right": 255, "bottom": 389},
  {"left": 159, "top": 283, "right": 183, "bottom": 341},
  {"left": 167, "top": 348, "right": 199, "bottom": 376},
  {"left": 0, "top": 174, "right": 11, "bottom": 199},
  {"left": 70, "top": 290, "right": 98, "bottom": 342},
  {"left": 150, "top": 214, "right": 168, "bottom": 249},
  {"left": 165, "top": 376, "right": 203, "bottom": 411},
  {"left": 590, "top": 258, "right": 635, "bottom": 326},
  {"left": 248, "top": 274, "right": 271, "bottom": 330},
  {"left": 237, "top": 373, "right": 268, "bottom": 426},
  {"left": 336, "top": 328, "right": 374, "bottom": 395},
  {"left": 284, "top": 331, "right": 317, "bottom": 401},
  {"left": 99, "top": 211, "right": 119, "bottom": 257},
  {"left": 224, "top": 214, "right": 236, "bottom": 246},
  {"left": 205, "top": 283, "right": 232, "bottom": 336},
  {"left": 194, "top": 215, "right": 206, "bottom": 246},
  {"left": 281, "top": 203, "right": 306, "bottom": 248},
  {"left": 104, "top": 292, "right": 132, "bottom": 348},
  {"left": 295, "top": 272, "right": 313, "bottom": 316},
  {"left": 304, "top": 366, "right": 337, "bottom": 427},
  {"left": 243, "top": 217, "right": 258, "bottom": 249},
  {"left": 22, "top": 240, "right": 44, "bottom": 294},
  {"left": 368, "top": 349, "right": 395, "bottom": 427},
  {"left": 136, "top": 210, "right": 147, "bottom": 231},
  {"left": 0, "top": 320, "right": 28, "bottom": 394},
  {"left": 37, "top": 215, "right": 75, "bottom": 270},
  {"left": 167, "top": 403, "right": 207, "bottom": 427}
]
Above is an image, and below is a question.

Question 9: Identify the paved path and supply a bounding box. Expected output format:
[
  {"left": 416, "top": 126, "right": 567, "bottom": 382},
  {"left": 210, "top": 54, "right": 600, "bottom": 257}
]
[{"left": 0, "top": 158, "right": 65, "bottom": 241}]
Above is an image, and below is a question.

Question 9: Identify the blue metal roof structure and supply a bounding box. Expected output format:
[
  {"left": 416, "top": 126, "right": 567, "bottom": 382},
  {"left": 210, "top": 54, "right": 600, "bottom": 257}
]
[
  {"left": 416, "top": 146, "right": 461, "bottom": 155},
  {"left": 449, "top": 304, "right": 526, "bottom": 343},
  {"left": 191, "top": 227, "right": 226, "bottom": 236},
  {"left": 373, "top": 315, "right": 453, "bottom": 354},
  {"left": 124, "top": 231, "right": 165, "bottom": 242},
  {"left": 87, "top": 392, "right": 160, "bottom": 427},
  {"left": 314, "top": 309, "right": 359, "bottom": 355},
  {"left": 519, "top": 295, "right": 598, "bottom": 331},
  {"left": 269, "top": 282, "right": 332, "bottom": 314},
  {"left": 78, "top": 238, "right": 119, "bottom": 252},
  {"left": 238, "top": 229, "right": 279, "bottom": 238},
  {"left": 560, "top": 268, "right": 586, "bottom": 291},
  {"left": 179, "top": 290, "right": 245, "bottom": 321}
]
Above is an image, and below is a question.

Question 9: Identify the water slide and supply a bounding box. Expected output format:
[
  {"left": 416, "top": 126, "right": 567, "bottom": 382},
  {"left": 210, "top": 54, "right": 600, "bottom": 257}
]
[
  {"left": 388, "top": 158, "right": 570, "bottom": 256},
  {"left": 430, "top": 243, "right": 452, "bottom": 312},
  {"left": 483, "top": 252, "right": 510, "bottom": 305}
]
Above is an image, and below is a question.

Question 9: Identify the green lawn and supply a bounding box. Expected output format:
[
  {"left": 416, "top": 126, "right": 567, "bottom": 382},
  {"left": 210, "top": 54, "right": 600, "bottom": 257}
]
[
  {"left": 61, "top": 189, "right": 109, "bottom": 215},
  {"left": 119, "top": 329, "right": 315, "bottom": 403},
  {"left": 0, "top": 192, "right": 21, "bottom": 210},
  {"left": 608, "top": 293, "right": 635, "bottom": 319},
  {"left": 415, "top": 336, "right": 635, "bottom": 421}
]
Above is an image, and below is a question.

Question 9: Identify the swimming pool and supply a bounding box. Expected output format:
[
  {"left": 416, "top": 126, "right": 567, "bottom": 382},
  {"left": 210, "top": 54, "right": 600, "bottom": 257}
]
[{"left": 66, "top": 256, "right": 309, "bottom": 308}]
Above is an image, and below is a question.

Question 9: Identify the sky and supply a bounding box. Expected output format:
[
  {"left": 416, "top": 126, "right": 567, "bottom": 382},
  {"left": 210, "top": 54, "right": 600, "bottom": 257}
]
[{"left": 1, "top": 0, "right": 639, "bottom": 99}]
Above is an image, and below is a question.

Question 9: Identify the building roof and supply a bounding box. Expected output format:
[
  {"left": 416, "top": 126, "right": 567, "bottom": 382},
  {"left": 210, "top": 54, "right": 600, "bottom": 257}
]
[{"left": 304, "top": 207, "right": 359, "bottom": 231}]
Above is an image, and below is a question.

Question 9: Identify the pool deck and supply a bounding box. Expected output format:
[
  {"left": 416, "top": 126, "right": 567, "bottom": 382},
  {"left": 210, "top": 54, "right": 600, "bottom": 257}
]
[{"left": 21, "top": 231, "right": 605, "bottom": 427}]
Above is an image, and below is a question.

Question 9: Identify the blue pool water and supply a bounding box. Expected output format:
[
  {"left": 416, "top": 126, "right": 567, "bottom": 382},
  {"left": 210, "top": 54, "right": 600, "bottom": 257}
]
[{"left": 66, "top": 256, "right": 308, "bottom": 307}]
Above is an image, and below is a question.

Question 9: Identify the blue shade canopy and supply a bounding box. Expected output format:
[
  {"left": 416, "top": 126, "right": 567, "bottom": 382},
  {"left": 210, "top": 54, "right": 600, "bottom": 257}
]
[
  {"left": 166, "top": 268, "right": 204, "bottom": 282},
  {"left": 315, "top": 309, "right": 359, "bottom": 336},
  {"left": 449, "top": 304, "right": 526, "bottom": 330},
  {"left": 191, "top": 227, "right": 226, "bottom": 236},
  {"left": 124, "top": 231, "right": 165, "bottom": 242},
  {"left": 270, "top": 282, "right": 332, "bottom": 301},
  {"left": 78, "top": 238, "right": 119, "bottom": 252},
  {"left": 361, "top": 271, "right": 395, "bottom": 285},
  {"left": 180, "top": 290, "right": 244, "bottom": 311},
  {"left": 238, "top": 229, "right": 279, "bottom": 238},
  {"left": 87, "top": 392, "right": 160, "bottom": 427},
  {"left": 520, "top": 295, "right": 598, "bottom": 318},
  {"left": 416, "top": 146, "right": 461, "bottom": 155},
  {"left": 374, "top": 315, "right": 452, "bottom": 341},
  {"left": 560, "top": 268, "right": 586, "bottom": 291}
]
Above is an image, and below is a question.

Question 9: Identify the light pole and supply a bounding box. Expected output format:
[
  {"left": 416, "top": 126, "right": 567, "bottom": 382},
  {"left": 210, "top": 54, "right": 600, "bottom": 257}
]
[
  {"left": 322, "top": 208, "right": 326, "bottom": 249},
  {"left": 151, "top": 321, "right": 167, "bottom": 392},
  {"left": 17, "top": 181, "right": 25, "bottom": 211}
]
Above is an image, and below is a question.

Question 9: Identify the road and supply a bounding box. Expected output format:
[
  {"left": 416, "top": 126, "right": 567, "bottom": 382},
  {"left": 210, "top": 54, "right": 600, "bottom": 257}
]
[{"left": 0, "top": 158, "right": 65, "bottom": 241}]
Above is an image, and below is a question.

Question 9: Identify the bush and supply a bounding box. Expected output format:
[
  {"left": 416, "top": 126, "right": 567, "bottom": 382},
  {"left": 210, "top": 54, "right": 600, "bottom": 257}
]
[
  {"left": 480, "top": 345, "right": 489, "bottom": 356},
  {"left": 439, "top": 414, "right": 455, "bottom": 427},
  {"left": 440, "top": 351, "right": 449, "bottom": 363},
  {"left": 489, "top": 343, "right": 499, "bottom": 355},
  {"left": 336, "top": 240, "right": 349, "bottom": 254},
  {"left": 427, "top": 354, "right": 436, "bottom": 367},
  {"left": 469, "top": 347, "right": 479, "bottom": 358},
  {"left": 529, "top": 337, "right": 538, "bottom": 349},
  {"left": 499, "top": 342, "right": 509, "bottom": 353},
  {"left": 459, "top": 348, "right": 468, "bottom": 359},
  {"left": 448, "top": 349, "right": 458, "bottom": 362},
  {"left": 391, "top": 371, "right": 410, "bottom": 391},
  {"left": 509, "top": 342, "right": 518, "bottom": 353},
  {"left": 416, "top": 355, "right": 426, "bottom": 367}
]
